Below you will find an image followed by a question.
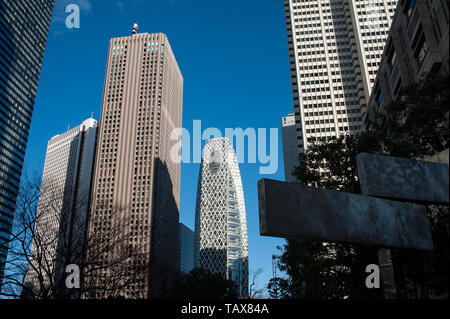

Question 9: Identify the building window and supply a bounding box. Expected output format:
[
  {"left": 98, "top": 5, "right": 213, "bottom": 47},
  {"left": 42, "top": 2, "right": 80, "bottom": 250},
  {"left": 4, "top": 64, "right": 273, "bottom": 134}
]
[
  {"left": 412, "top": 30, "right": 429, "bottom": 66},
  {"left": 393, "top": 77, "right": 403, "bottom": 98},
  {"left": 386, "top": 44, "right": 397, "bottom": 68},
  {"left": 404, "top": 0, "right": 416, "bottom": 18},
  {"left": 376, "top": 90, "right": 383, "bottom": 105}
]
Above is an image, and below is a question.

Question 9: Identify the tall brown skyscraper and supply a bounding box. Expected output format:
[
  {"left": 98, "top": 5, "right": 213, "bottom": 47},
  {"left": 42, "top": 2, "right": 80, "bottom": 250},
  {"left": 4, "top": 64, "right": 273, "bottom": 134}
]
[{"left": 85, "top": 27, "right": 183, "bottom": 298}]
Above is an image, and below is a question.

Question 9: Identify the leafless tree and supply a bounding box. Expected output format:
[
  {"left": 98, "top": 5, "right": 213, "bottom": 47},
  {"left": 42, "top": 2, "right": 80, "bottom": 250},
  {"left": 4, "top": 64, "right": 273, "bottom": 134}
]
[
  {"left": 245, "top": 268, "right": 264, "bottom": 299},
  {"left": 1, "top": 174, "right": 148, "bottom": 299}
]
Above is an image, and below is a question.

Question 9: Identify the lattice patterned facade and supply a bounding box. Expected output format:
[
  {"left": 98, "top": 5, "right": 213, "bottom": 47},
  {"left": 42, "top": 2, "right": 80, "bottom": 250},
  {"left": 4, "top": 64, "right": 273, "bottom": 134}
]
[{"left": 194, "top": 138, "right": 248, "bottom": 296}]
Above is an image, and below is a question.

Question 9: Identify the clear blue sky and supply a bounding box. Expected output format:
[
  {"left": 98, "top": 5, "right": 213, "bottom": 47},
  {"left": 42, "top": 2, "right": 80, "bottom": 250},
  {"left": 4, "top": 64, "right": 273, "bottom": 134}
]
[{"left": 24, "top": 0, "right": 293, "bottom": 294}]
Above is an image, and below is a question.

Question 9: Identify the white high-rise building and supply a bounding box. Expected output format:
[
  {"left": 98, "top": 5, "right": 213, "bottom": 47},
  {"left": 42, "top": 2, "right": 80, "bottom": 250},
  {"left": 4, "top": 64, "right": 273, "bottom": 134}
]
[
  {"left": 24, "top": 118, "right": 98, "bottom": 297},
  {"left": 284, "top": 0, "right": 397, "bottom": 153},
  {"left": 194, "top": 138, "right": 248, "bottom": 296}
]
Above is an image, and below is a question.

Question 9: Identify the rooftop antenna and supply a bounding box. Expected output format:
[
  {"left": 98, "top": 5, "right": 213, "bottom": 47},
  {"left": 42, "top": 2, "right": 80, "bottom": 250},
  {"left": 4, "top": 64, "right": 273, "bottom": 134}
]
[{"left": 132, "top": 22, "right": 138, "bottom": 35}]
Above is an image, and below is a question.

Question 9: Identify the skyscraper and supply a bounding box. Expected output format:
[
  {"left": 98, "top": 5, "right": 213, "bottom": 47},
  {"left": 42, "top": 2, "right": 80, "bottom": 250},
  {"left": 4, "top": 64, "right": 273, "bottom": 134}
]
[
  {"left": 179, "top": 223, "right": 194, "bottom": 275},
  {"left": 194, "top": 138, "right": 248, "bottom": 296},
  {"left": 0, "top": 0, "right": 55, "bottom": 282},
  {"left": 23, "top": 118, "right": 98, "bottom": 298},
  {"left": 85, "top": 27, "right": 183, "bottom": 298},
  {"left": 283, "top": 0, "right": 397, "bottom": 154},
  {"left": 365, "top": 0, "right": 449, "bottom": 128},
  {"left": 281, "top": 112, "right": 298, "bottom": 182}
]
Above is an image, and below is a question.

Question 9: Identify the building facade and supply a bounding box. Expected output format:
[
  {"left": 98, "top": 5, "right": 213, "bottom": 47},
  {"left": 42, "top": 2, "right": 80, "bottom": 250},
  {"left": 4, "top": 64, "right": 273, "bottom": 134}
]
[
  {"left": 281, "top": 112, "right": 298, "bottom": 182},
  {"left": 365, "top": 0, "right": 449, "bottom": 127},
  {"left": 85, "top": 29, "right": 183, "bottom": 298},
  {"left": 179, "top": 223, "right": 194, "bottom": 274},
  {"left": 0, "top": 0, "right": 55, "bottom": 282},
  {"left": 24, "top": 118, "right": 98, "bottom": 297},
  {"left": 283, "top": 0, "right": 397, "bottom": 154},
  {"left": 194, "top": 138, "right": 248, "bottom": 296}
]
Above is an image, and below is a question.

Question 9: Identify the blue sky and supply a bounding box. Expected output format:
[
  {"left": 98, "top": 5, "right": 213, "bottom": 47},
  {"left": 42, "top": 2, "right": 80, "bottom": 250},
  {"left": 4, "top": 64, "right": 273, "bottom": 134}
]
[{"left": 24, "top": 0, "right": 293, "bottom": 293}]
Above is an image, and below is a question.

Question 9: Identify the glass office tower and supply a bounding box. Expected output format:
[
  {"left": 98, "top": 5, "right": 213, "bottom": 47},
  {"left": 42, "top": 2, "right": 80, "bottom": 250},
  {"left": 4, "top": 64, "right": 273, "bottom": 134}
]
[
  {"left": 0, "top": 0, "right": 55, "bottom": 281},
  {"left": 179, "top": 223, "right": 194, "bottom": 274}
]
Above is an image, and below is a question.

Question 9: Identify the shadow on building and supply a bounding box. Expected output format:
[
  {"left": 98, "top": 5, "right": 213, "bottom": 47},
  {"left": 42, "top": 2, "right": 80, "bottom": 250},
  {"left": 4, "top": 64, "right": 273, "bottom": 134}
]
[{"left": 148, "top": 158, "right": 180, "bottom": 298}]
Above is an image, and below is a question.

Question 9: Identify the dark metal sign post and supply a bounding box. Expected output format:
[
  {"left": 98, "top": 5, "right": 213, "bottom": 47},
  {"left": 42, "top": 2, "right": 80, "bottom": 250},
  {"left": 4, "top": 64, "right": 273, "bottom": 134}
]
[{"left": 258, "top": 153, "right": 449, "bottom": 298}]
